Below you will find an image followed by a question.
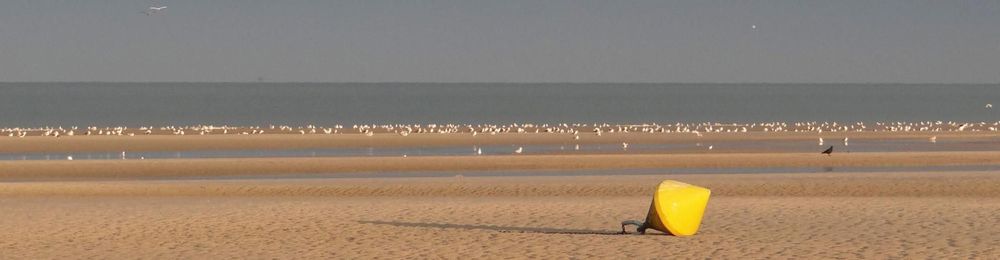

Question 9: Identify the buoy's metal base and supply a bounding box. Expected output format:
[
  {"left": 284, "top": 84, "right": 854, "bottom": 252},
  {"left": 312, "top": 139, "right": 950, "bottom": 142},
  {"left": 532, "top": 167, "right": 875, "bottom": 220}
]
[{"left": 620, "top": 220, "right": 647, "bottom": 234}]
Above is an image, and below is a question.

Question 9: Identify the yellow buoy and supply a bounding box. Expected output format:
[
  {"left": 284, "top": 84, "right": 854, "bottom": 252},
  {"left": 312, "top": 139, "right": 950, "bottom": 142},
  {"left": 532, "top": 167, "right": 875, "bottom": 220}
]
[{"left": 621, "top": 180, "right": 711, "bottom": 236}]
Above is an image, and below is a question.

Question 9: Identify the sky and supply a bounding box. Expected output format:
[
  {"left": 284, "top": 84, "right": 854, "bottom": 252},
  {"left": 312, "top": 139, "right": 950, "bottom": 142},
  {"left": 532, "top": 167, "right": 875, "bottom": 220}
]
[{"left": 0, "top": 0, "right": 998, "bottom": 83}]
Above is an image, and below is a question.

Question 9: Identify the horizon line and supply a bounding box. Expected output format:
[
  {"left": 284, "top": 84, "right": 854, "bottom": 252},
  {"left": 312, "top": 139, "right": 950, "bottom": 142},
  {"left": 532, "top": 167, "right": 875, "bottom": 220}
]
[{"left": 0, "top": 81, "right": 998, "bottom": 85}]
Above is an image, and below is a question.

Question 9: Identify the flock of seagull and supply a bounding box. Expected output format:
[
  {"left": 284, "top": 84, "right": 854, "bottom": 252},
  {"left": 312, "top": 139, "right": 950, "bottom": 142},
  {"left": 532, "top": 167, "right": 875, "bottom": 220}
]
[
  {"left": 3, "top": 121, "right": 999, "bottom": 139},
  {"left": 2, "top": 121, "right": 996, "bottom": 160}
]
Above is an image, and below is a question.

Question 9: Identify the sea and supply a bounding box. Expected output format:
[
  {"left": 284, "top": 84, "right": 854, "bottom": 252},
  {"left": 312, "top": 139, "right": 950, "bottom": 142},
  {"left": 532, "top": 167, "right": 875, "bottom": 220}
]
[{"left": 1, "top": 82, "right": 997, "bottom": 127}]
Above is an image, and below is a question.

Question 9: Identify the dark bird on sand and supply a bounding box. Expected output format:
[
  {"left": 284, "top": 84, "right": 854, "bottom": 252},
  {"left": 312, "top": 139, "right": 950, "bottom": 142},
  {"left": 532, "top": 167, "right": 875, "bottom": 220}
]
[{"left": 821, "top": 146, "right": 834, "bottom": 156}]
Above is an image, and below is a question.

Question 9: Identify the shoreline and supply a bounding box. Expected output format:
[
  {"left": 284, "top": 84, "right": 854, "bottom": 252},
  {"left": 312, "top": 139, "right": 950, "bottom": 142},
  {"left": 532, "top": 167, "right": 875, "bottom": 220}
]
[{"left": 0, "top": 131, "right": 996, "bottom": 153}]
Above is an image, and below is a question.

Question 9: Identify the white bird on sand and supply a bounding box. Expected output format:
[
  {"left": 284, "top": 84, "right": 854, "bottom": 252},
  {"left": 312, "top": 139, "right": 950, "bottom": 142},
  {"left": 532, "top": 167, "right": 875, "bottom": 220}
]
[
  {"left": 843, "top": 137, "right": 849, "bottom": 146},
  {"left": 622, "top": 142, "right": 629, "bottom": 150},
  {"left": 514, "top": 147, "right": 523, "bottom": 154},
  {"left": 476, "top": 147, "right": 482, "bottom": 155},
  {"left": 66, "top": 155, "right": 73, "bottom": 161},
  {"left": 818, "top": 137, "right": 824, "bottom": 146},
  {"left": 929, "top": 136, "right": 937, "bottom": 143}
]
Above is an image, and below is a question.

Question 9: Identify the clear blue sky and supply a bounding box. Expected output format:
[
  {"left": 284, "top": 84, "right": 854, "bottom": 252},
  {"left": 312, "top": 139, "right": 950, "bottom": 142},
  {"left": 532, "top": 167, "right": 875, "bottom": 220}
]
[{"left": 1, "top": 0, "right": 998, "bottom": 83}]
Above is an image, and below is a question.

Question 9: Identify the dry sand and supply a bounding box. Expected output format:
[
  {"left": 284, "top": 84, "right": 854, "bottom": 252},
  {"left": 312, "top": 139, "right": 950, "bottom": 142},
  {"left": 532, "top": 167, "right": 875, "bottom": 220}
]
[
  {"left": 3, "top": 172, "right": 1000, "bottom": 259},
  {"left": 3, "top": 132, "right": 1000, "bottom": 258}
]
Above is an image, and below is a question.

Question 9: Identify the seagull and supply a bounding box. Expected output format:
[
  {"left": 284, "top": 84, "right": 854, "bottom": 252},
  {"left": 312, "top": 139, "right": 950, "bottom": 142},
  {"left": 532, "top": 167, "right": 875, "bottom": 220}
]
[
  {"left": 843, "top": 137, "right": 849, "bottom": 146},
  {"left": 142, "top": 6, "right": 167, "bottom": 15},
  {"left": 622, "top": 142, "right": 629, "bottom": 150},
  {"left": 987, "top": 104, "right": 993, "bottom": 108},
  {"left": 818, "top": 137, "right": 824, "bottom": 146},
  {"left": 514, "top": 147, "right": 523, "bottom": 154}
]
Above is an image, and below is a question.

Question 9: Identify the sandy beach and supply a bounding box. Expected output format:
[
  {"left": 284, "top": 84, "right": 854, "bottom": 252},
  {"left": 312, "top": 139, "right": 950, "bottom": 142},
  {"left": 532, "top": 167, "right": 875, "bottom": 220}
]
[
  {"left": 3, "top": 172, "right": 1000, "bottom": 258},
  {"left": 3, "top": 132, "right": 1000, "bottom": 258}
]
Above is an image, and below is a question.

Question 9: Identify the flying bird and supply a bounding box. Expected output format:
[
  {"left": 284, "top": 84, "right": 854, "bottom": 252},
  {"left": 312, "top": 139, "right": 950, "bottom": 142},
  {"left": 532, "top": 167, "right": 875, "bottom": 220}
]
[
  {"left": 142, "top": 6, "right": 167, "bottom": 15},
  {"left": 821, "top": 146, "right": 833, "bottom": 156}
]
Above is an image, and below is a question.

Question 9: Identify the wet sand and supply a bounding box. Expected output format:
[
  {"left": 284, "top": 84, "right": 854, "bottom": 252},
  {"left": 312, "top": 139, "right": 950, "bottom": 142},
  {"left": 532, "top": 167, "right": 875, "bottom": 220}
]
[
  {"left": 0, "top": 131, "right": 996, "bottom": 153},
  {"left": 3, "top": 173, "right": 1000, "bottom": 259},
  {"left": 3, "top": 151, "right": 1000, "bottom": 181}
]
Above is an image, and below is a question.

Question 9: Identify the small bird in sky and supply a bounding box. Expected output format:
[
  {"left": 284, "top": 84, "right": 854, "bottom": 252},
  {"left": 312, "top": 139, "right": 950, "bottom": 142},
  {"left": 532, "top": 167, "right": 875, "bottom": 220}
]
[
  {"left": 751, "top": 25, "right": 757, "bottom": 30},
  {"left": 142, "top": 3, "right": 167, "bottom": 15},
  {"left": 987, "top": 103, "right": 993, "bottom": 108},
  {"left": 142, "top": 6, "right": 167, "bottom": 15}
]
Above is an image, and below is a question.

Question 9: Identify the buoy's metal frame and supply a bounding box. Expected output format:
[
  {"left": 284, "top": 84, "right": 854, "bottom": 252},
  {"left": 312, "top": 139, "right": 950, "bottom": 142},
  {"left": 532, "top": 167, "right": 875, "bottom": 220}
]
[{"left": 620, "top": 220, "right": 647, "bottom": 234}]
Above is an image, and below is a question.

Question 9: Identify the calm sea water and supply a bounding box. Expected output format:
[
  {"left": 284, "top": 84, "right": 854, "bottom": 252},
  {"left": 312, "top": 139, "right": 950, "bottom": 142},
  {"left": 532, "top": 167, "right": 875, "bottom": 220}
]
[{"left": 0, "top": 83, "right": 997, "bottom": 127}]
